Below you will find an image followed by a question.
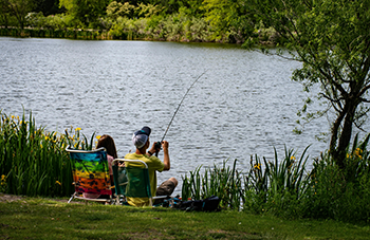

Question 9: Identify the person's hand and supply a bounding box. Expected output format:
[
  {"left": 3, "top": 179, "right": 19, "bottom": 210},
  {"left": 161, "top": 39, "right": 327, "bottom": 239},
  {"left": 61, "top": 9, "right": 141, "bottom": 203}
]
[
  {"left": 149, "top": 142, "right": 160, "bottom": 155},
  {"left": 162, "top": 141, "right": 169, "bottom": 151}
]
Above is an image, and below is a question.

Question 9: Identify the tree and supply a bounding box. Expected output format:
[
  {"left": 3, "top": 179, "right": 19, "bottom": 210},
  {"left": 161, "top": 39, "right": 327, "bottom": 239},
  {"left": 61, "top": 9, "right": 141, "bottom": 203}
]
[
  {"left": 248, "top": 0, "right": 370, "bottom": 168},
  {"left": 1, "top": 0, "right": 34, "bottom": 29},
  {"left": 106, "top": 1, "right": 135, "bottom": 19},
  {"left": 203, "top": 0, "right": 255, "bottom": 43},
  {"left": 0, "top": 0, "right": 10, "bottom": 28},
  {"left": 34, "top": 0, "right": 62, "bottom": 16},
  {"left": 59, "top": 0, "right": 107, "bottom": 27}
]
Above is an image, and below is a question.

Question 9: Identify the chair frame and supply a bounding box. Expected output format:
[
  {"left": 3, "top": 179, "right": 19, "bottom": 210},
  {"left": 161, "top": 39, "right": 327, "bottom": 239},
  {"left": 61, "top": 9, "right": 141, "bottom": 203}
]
[
  {"left": 66, "top": 147, "right": 114, "bottom": 204},
  {"left": 112, "top": 158, "right": 167, "bottom": 206}
]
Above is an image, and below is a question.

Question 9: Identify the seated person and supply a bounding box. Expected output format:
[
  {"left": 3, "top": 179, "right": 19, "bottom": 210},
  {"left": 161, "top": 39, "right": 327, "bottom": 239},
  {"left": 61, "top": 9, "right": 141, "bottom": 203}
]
[
  {"left": 124, "top": 126, "right": 178, "bottom": 206},
  {"left": 83, "top": 134, "right": 118, "bottom": 199}
]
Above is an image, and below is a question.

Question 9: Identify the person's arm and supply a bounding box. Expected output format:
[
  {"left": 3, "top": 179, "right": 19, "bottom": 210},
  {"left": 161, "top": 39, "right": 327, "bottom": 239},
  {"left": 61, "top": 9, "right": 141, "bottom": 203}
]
[
  {"left": 162, "top": 141, "right": 170, "bottom": 171},
  {"left": 148, "top": 141, "right": 170, "bottom": 170}
]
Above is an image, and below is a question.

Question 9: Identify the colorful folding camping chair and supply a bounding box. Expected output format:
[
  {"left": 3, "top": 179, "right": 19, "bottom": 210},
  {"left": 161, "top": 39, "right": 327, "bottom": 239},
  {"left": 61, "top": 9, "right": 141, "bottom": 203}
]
[
  {"left": 112, "top": 159, "right": 167, "bottom": 206},
  {"left": 66, "top": 147, "right": 114, "bottom": 204}
]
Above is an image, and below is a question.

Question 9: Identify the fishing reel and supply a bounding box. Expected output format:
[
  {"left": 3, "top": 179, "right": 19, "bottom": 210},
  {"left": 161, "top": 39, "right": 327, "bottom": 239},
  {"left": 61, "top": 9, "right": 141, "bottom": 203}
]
[{"left": 154, "top": 141, "right": 162, "bottom": 156}]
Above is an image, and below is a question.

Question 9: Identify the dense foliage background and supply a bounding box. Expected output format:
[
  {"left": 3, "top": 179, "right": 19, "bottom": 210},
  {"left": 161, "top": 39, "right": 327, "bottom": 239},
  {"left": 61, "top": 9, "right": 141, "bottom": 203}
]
[{"left": 0, "top": 0, "right": 264, "bottom": 43}]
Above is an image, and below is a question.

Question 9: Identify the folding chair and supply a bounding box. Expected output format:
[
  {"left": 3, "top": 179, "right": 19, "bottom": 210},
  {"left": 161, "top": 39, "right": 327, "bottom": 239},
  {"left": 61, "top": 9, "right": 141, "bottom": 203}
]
[
  {"left": 112, "top": 159, "right": 167, "bottom": 206},
  {"left": 66, "top": 147, "right": 114, "bottom": 204}
]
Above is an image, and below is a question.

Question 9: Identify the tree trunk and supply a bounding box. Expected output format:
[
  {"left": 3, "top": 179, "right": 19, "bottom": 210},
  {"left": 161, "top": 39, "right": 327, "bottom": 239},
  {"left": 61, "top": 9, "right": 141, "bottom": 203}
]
[{"left": 331, "top": 100, "right": 358, "bottom": 169}]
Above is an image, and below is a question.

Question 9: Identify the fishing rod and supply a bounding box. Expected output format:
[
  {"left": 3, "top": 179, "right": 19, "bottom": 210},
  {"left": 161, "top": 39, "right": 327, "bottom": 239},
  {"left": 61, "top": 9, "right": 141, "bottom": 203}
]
[{"left": 155, "top": 70, "right": 207, "bottom": 156}]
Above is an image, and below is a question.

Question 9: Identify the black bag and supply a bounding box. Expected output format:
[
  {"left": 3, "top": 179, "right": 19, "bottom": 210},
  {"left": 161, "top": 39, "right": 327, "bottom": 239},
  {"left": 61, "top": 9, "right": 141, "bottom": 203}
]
[{"left": 179, "top": 195, "right": 221, "bottom": 212}]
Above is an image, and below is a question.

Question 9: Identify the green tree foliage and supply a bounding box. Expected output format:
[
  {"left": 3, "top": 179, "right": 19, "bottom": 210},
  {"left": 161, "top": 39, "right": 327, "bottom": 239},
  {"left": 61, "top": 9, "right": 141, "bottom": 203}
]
[
  {"left": 107, "top": 1, "right": 162, "bottom": 19},
  {"left": 107, "top": 1, "right": 136, "bottom": 19},
  {"left": 249, "top": 0, "right": 370, "bottom": 169},
  {"left": 59, "top": 0, "right": 107, "bottom": 27},
  {"left": 152, "top": 0, "right": 184, "bottom": 15},
  {"left": 0, "top": 0, "right": 11, "bottom": 28},
  {"left": 34, "top": 0, "right": 62, "bottom": 16},
  {"left": 1, "top": 0, "right": 34, "bottom": 29},
  {"left": 203, "top": 0, "right": 255, "bottom": 43}
]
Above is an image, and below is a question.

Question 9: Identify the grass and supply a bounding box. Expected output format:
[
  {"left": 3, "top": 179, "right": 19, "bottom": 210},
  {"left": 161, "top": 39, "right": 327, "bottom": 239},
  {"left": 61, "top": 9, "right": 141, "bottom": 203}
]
[{"left": 1, "top": 195, "right": 370, "bottom": 240}]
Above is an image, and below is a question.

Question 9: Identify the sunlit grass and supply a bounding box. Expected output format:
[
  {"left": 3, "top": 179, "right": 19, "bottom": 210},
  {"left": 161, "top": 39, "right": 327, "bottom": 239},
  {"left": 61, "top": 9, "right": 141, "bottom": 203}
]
[{"left": 1, "top": 197, "right": 370, "bottom": 240}]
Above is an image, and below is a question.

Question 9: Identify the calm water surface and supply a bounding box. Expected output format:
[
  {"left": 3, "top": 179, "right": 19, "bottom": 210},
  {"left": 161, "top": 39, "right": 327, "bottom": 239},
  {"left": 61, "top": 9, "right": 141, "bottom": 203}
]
[{"left": 0, "top": 37, "right": 346, "bottom": 192}]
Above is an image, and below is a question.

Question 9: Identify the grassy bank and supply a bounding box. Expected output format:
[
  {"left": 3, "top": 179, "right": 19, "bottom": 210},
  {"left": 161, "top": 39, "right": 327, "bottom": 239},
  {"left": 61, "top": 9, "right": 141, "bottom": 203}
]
[{"left": 0, "top": 195, "right": 369, "bottom": 240}]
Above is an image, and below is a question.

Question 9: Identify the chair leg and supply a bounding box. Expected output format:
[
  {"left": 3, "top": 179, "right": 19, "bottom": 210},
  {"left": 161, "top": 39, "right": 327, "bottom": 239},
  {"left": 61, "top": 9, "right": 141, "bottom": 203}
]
[{"left": 68, "top": 193, "right": 76, "bottom": 203}]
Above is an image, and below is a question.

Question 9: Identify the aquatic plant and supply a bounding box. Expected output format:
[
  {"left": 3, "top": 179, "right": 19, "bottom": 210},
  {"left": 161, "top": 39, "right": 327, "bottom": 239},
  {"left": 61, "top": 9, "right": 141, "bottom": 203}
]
[
  {"left": 182, "top": 159, "right": 244, "bottom": 210},
  {"left": 182, "top": 139, "right": 370, "bottom": 223}
]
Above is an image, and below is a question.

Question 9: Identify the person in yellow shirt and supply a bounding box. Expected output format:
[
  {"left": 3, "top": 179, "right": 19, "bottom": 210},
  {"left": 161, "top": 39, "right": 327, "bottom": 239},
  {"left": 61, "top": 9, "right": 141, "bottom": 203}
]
[{"left": 124, "top": 126, "right": 178, "bottom": 206}]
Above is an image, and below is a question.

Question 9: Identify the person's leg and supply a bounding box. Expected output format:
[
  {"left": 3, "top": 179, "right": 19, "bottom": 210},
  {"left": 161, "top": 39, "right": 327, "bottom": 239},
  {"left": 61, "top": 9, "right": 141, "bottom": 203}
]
[{"left": 154, "top": 177, "right": 178, "bottom": 205}]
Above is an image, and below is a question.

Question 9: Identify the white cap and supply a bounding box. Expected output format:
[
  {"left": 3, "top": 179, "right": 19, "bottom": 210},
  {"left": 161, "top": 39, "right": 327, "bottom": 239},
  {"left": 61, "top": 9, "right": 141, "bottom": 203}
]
[{"left": 132, "top": 126, "right": 151, "bottom": 149}]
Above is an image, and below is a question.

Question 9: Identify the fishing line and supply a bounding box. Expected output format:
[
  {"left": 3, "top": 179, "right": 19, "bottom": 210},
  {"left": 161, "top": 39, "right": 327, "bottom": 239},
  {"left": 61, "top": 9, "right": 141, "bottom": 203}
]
[{"left": 155, "top": 70, "right": 207, "bottom": 155}]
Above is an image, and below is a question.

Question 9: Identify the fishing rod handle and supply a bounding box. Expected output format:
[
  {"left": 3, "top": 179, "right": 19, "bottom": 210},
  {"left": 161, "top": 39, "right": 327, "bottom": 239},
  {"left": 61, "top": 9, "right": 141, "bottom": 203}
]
[{"left": 154, "top": 141, "right": 161, "bottom": 157}]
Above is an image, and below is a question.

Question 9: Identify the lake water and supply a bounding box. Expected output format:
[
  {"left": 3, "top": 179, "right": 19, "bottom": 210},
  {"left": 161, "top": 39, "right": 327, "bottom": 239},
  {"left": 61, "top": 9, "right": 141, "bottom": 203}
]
[{"left": 0, "top": 37, "right": 353, "bottom": 194}]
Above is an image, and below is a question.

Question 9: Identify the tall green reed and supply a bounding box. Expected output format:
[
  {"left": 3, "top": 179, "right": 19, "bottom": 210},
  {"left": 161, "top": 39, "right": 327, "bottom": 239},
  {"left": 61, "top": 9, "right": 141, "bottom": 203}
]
[
  {"left": 0, "top": 110, "right": 94, "bottom": 197},
  {"left": 181, "top": 146, "right": 310, "bottom": 212},
  {"left": 243, "top": 146, "right": 310, "bottom": 215},
  {"left": 182, "top": 159, "right": 244, "bottom": 210}
]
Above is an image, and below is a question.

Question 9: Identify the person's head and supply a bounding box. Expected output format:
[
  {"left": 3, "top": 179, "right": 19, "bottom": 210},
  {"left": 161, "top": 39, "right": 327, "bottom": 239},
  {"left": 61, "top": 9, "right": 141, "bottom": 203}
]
[
  {"left": 96, "top": 135, "right": 118, "bottom": 158},
  {"left": 132, "top": 126, "right": 151, "bottom": 150}
]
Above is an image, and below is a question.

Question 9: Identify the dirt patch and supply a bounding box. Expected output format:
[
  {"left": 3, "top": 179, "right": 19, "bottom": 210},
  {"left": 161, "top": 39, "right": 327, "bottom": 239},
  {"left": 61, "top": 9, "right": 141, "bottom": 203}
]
[
  {"left": 0, "top": 193, "right": 22, "bottom": 203},
  {"left": 0, "top": 193, "right": 105, "bottom": 205},
  {"left": 0, "top": 193, "right": 74, "bottom": 204}
]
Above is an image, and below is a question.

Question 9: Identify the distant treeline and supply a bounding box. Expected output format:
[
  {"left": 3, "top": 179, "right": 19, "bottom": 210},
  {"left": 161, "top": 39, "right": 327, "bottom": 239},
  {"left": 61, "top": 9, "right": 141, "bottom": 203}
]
[{"left": 0, "top": 0, "right": 279, "bottom": 45}]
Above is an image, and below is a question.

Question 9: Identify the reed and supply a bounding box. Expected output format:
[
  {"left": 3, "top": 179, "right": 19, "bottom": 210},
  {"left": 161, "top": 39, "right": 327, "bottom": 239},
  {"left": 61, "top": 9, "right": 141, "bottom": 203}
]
[
  {"left": 182, "top": 159, "right": 244, "bottom": 210},
  {"left": 0, "top": 110, "right": 94, "bottom": 197}
]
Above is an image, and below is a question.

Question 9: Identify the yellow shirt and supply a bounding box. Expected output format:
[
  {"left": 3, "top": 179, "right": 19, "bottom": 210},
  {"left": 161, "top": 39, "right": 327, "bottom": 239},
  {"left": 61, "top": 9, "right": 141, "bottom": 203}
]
[{"left": 124, "top": 153, "right": 164, "bottom": 206}]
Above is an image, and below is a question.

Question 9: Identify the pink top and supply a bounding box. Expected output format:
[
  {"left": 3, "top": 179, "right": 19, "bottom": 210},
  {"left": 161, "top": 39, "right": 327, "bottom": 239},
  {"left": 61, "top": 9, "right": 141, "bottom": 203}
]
[{"left": 107, "top": 154, "right": 114, "bottom": 176}]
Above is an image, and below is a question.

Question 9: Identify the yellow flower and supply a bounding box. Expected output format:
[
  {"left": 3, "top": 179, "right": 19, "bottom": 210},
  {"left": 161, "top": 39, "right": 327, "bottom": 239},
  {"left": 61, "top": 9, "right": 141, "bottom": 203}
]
[
  {"left": 254, "top": 163, "right": 261, "bottom": 170},
  {"left": 11, "top": 115, "right": 14, "bottom": 119},
  {"left": 96, "top": 135, "right": 101, "bottom": 140},
  {"left": 290, "top": 156, "right": 296, "bottom": 160},
  {"left": 45, "top": 136, "right": 49, "bottom": 140},
  {"left": 354, "top": 148, "right": 363, "bottom": 159},
  {"left": 55, "top": 181, "right": 62, "bottom": 186},
  {"left": 1, "top": 175, "right": 5, "bottom": 181},
  {"left": 75, "top": 127, "right": 81, "bottom": 131}
]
